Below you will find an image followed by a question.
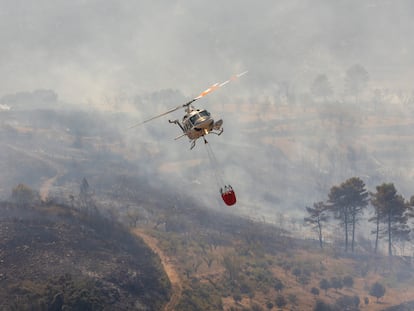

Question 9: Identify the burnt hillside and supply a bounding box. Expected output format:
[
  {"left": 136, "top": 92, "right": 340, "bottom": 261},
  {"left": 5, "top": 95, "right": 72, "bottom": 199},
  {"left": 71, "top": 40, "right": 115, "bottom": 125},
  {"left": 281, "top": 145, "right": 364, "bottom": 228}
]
[{"left": 0, "top": 202, "right": 171, "bottom": 310}]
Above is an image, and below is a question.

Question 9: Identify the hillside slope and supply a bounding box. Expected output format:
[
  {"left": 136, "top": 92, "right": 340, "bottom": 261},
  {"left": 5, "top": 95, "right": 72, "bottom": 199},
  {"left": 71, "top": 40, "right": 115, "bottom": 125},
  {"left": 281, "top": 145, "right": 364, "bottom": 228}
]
[
  {"left": 129, "top": 204, "right": 414, "bottom": 311},
  {"left": 0, "top": 202, "right": 171, "bottom": 310}
]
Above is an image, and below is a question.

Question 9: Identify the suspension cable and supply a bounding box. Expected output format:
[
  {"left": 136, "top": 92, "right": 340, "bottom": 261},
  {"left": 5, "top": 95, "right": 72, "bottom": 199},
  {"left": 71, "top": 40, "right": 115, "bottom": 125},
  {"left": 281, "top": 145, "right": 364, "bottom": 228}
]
[{"left": 204, "top": 141, "right": 225, "bottom": 187}]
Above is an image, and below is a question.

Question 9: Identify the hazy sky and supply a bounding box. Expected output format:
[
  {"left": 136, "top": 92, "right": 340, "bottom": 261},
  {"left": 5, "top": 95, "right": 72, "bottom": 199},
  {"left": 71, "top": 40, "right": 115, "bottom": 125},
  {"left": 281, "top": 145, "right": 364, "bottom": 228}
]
[{"left": 1, "top": 0, "right": 413, "bottom": 105}]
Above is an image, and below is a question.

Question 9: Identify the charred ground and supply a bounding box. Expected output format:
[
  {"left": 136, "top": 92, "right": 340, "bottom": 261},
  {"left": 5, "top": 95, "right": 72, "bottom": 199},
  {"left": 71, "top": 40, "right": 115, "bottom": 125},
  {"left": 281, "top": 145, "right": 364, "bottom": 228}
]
[{"left": 0, "top": 202, "right": 170, "bottom": 310}]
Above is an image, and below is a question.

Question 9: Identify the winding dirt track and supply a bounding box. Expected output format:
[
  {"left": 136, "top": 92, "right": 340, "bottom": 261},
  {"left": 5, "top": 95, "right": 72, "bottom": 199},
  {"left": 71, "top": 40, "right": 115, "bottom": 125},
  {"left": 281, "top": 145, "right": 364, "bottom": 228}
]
[
  {"left": 6, "top": 143, "right": 183, "bottom": 309},
  {"left": 5, "top": 144, "right": 66, "bottom": 201},
  {"left": 39, "top": 169, "right": 65, "bottom": 201},
  {"left": 132, "top": 229, "right": 182, "bottom": 311}
]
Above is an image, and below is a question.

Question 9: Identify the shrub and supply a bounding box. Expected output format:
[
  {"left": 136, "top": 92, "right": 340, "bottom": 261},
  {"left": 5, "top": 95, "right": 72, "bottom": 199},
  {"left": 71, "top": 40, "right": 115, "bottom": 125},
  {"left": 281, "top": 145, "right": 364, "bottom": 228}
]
[
  {"left": 311, "top": 287, "right": 320, "bottom": 296},
  {"left": 240, "top": 282, "right": 253, "bottom": 295},
  {"left": 273, "top": 278, "right": 284, "bottom": 292},
  {"left": 233, "top": 293, "right": 242, "bottom": 304},
  {"left": 275, "top": 294, "right": 287, "bottom": 308},
  {"left": 313, "top": 299, "right": 335, "bottom": 311},
  {"left": 176, "top": 284, "right": 223, "bottom": 311},
  {"left": 335, "top": 295, "right": 360, "bottom": 310},
  {"left": 251, "top": 303, "right": 264, "bottom": 311},
  {"left": 319, "top": 278, "right": 330, "bottom": 294},
  {"left": 11, "top": 184, "right": 39, "bottom": 207},
  {"left": 288, "top": 293, "right": 298, "bottom": 306},
  {"left": 343, "top": 275, "right": 354, "bottom": 288},
  {"left": 299, "top": 274, "right": 311, "bottom": 286},
  {"left": 369, "top": 282, "right": 386, "bottom": 302},
  {"left": 330, "top": 277, "right": 343, "bottom": 292}
]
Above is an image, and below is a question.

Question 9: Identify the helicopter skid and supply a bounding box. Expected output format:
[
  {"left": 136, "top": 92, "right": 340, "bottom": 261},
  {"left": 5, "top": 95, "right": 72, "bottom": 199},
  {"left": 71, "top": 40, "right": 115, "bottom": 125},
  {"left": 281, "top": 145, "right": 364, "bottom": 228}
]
[
  {"left": 213, "top": 119, "right": 223, "bottom": 130},
  {"left": 211, "top": 128, "right": 223, "bottom": 136},
  {"left": 174, "top": 133, "right": 186, "bottom": 140}
]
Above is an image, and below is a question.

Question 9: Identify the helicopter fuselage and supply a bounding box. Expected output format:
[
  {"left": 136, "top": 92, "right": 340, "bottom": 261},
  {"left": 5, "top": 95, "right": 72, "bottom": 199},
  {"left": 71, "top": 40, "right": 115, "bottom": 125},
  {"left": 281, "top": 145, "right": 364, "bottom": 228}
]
[
  {"left": 183, "top": 109, "right": 214, "bottom": 139},
  {"left": 169, "top": 107, "right": 223, "bottom": 148}
]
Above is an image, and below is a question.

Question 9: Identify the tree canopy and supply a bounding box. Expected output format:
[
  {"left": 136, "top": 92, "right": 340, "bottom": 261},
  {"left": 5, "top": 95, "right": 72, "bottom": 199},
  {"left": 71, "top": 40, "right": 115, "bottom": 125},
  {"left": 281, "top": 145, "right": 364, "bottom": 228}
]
[
  {"left": 327, "top": 177, "right": 369, "bottom": 252},
  {"left": 304, "top": 201, "right": 329, "bottom": 249},
  {"left": 11, "top": 183, "right": 38, "bottom": 207},
  {"left": 371, "top": 183, "right": 411, "bottom": 256},
  {"left": 344, "top": 64, "right": 369, "bottom": 102},
  {"left": 369, "top": 282, "right": 386, "bottom": 302}
]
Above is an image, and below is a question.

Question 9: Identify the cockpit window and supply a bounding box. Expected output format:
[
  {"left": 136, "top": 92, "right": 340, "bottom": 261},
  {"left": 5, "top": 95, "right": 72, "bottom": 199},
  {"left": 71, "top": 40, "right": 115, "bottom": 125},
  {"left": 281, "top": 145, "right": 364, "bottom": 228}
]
[
  {"left": 199, "top": 110, "right": 210, "bottom": 117},
  {"left": 190, "top": 114, "right": 198, "bottom": 124},
  {"left": 189, "top": 110, "right": 210, "bottom": 125}
]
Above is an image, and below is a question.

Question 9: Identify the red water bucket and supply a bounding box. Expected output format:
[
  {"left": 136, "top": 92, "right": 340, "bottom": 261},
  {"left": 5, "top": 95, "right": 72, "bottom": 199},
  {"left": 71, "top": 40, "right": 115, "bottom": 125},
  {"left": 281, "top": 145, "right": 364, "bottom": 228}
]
[{"left": 221, "top": 186, "right": 236, "bottom": 206}]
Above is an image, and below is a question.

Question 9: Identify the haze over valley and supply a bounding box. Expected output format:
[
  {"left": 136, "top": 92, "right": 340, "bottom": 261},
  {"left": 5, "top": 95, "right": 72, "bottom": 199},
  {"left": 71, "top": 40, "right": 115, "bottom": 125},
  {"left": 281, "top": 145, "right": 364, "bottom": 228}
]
[{"left": 1, "top": 1, "right": 414, "bottom": 310}]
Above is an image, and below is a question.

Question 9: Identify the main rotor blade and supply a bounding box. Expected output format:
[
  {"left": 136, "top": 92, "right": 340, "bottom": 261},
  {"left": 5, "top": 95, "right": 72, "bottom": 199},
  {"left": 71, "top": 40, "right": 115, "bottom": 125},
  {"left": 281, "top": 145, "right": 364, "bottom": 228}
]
[
  {"left": 128, "top": 105, "right": 182, "bottom": 129},
  {"left": 129, "top": 70, "right": 247, "bottom": 129},
  {"left": 193, "top": 70, "right": 248, "bottom": 100}
]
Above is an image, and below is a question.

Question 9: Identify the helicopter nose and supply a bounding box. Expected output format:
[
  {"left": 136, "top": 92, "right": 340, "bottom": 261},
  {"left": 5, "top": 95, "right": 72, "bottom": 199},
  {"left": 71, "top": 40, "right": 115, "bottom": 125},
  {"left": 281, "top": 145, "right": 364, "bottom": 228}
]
[{"left": 195, "top": 118, "right": 214, "bottom": 130}]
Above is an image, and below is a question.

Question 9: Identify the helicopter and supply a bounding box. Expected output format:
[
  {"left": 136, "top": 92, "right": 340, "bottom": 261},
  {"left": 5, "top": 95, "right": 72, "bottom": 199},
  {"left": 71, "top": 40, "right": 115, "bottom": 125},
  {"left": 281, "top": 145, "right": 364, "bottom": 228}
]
[
  {"left": 130, "top": 71, "right": 248, "bottom": 149},
  {"left": 130, "top": 71, "right": 247, "bottom": 206}
]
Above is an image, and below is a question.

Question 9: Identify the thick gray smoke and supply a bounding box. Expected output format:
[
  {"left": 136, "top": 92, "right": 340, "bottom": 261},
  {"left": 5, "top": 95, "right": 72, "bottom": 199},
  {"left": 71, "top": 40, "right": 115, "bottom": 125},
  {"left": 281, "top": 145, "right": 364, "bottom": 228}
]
[{"left": 1, "top": 0, "right": 414, "bottom": 222}]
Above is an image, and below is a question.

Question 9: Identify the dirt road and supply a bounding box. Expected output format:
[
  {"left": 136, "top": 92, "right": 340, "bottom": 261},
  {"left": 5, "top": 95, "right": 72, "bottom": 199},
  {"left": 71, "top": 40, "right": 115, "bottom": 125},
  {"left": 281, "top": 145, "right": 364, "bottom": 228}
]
[
  {"left": 132, "top": 229, "right": 182, "bottom": 311},
  {"left": 5, "top": 144, "right": 66, "bottom": 201}
]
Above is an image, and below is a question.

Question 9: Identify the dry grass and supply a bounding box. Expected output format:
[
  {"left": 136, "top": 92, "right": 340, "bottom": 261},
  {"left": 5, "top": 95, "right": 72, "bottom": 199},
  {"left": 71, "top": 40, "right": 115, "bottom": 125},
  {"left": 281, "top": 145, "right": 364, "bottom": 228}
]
[{"left": 137, "top": 226, "right": 414, "bottom": 310}]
